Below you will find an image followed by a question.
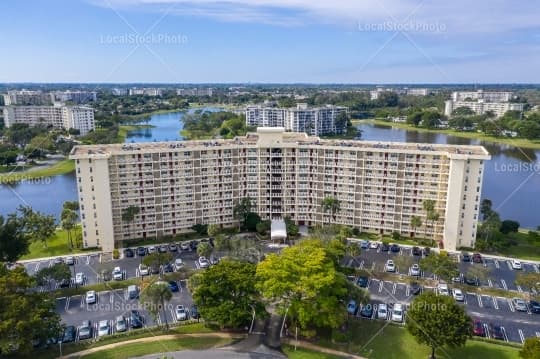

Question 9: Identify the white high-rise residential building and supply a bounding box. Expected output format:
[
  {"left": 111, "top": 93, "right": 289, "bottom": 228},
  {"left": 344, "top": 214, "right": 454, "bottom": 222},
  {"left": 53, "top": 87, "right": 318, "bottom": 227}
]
[
  {"left": 451, "top": 90, "right": 513, "bottom": 102},
  {"left": 3, "top": 90, "right": 51, "bottom": 105},
  {"left": 3, "top": 105, "right": 95, "bottom": 135},
  {"left": 444, "top": 100, "right": 524, "bottom": 118},
  {"left": 112, "top": 88, "right": 128, "bottom": 96},
  {"left": 406, "top": 88, "right": 431, "bottom": 96},
  {"left": 246, "top": 104, "right": 348, "bottom": 136},
  {"left": 70, "top": 127, "right": 489, "bottom": 252},
  {"left": 128, "top": 88, "right": 163, "bottom": 96},
  {"left": 176, "top": 88, "right": 213, "bottom": 97},
  {"left": 51, "top": 90, "right": 97, "bottom": 103}
]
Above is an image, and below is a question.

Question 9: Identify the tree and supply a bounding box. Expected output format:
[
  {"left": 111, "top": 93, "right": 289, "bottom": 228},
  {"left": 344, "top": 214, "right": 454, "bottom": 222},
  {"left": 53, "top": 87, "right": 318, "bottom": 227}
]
[
  {"left": 256, "top": 220, "right": 271, "bottom": 235},
  {"left": 35, "top": 263, "right": 71, "bottom": 291},
  {"left": 245, "top": 212, "right": 261, "bottom": 231},
  {"left": 207, "top": 224, "right": 220, "bottom": 238},
  {"left": 192, "top": 259, "right": 264, "bottom": 328},
  {"left": 452, "top": 106, "right": 475, "bottom": 116},
  {"left": 121, "top": 205, "right": 140, "bottom": 222},
  {"left": 0, "top": 214, "right": 30, "bottom": 262},
  {"left": 520, "top": 337, "right": 540, "bottom": 359},
  {"left": 500, "top": 220, "right": 520, "bottom": 234},
  {"left": 394, "top": 254, "right": 415, "bottom": 274},
  {"left": 410, "top": 215, "right": 423, "bottom": 238},
  {"left": 465, "top": 264, "right": 491, "bottom": 284},
  {"left": 423, "top": 200, "right": 440, "bottom": 240},
  {"left": 61, "top": 208, "right": 78, "bottom": 249},
  {"left": 419, "top": 253, "right": 459, "bottom": 282},
  {"left": 480, "top": 199, "right": 493, "bottom": 220},
  {"left": 256, "top": 239, "right": 367, "bottom": 331},
  {"left": 233, "top": 197, "right": 253, "bottom": 230},
  {"left": 197, "top": 242, "right": 212, "bottom": 259},
  {"left": 516, "top": 272, "right": 540, "bottom": 294},
  {"left": 18, "top": 206, "right": 55, "bottom": 248},
  {"left": 143, "top": 252, "right": 173, "bottom": 279},
  {"left": 191, "top": 223, "right": 208, "bottom": 236},
  {"left": 406, "top": 292, "right": 471, "bottom": 359},
  {"left": 62, "top": 201, "right": 80, "bottom": 211},
  {"left": 334, "top": 111, "right": 350, "bottom": 134},
  {"left": 140, "top": 281, "right": 173, "bottom": 329},
  {"left": 321, "top": 196, "right": 341, "bottom": 220},
  {"left": 0, "top": 266, "right": 63, "bottom": 354},
  {"left": 284, "top": 216, "right": 299, "bottom": 237}
]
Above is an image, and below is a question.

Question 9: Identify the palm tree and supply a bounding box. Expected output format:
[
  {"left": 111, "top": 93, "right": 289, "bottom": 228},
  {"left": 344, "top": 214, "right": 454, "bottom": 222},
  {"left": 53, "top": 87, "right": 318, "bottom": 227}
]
[
  {"left": 423, "top": 199, "right": 440, "bottom": 240},
  {"left": 410, "top": 216, "right": 422, "bottom": 238},
  {"left": 321, "top": 197, "right": 341, "bottom": 220},
  {"left": 61, "top": 208, "right": 78, "bottom": 250},
  {"left": 122, "top": 205, "right": 140, "bottom": 237}
]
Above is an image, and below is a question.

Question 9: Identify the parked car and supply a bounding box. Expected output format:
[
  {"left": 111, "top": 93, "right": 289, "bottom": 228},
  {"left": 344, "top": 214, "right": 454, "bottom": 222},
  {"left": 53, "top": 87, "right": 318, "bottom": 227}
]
[
  {"left": 360, "top": 304, "right": 373, "bottom": 318},
  {"left": 61, "top": 326, "right": 76, "bottom": 343},
  {"left": 190, "top": 305, "right": 200, "bottom": 319},
  {"left": 437, "top": 283, "right": 449, "bottom": 296},
  {"left": 78, "top": 320, "right": 92, "bottom": 340},
  {"left": 169, "top": 243, "right": 178, "bottom": 252},
  {"left": 369, "top": 241, "right": 379, "bottom": 249},
  {"left": 422, "top": 247, "right": 430, "bottom": 256},
  {"left": 162, "top": 263, "right": 173, "bottom": 273},
  {"left": 511, "top": 259, "right": 522, "bottom": 270},
  {"left": 136, "top": 247, "right": 147, "bottom": 256},
  {"left": 347, "top": 300, "right": 358, "bottom": 315},
  {"left": 453, "top": 288, "right": 464, "bottom": 302},
  {"left": 174, "top": 258, "right": 184, "bottom": 271},
  {"left": 85, "top": 290, "right": 96, "bottom": 304},
  {"left": 381, "top": 243, "right": 390, "bottom": 252},
  {"left": 115, "top": 316, "right": 127, "bottom": 332},
  {"left": 74, "top": 272, "right": 85, "bottom": 286},
  {"left": 472, "top": 319, "right": 485, "bottom": 336},
  {"left": 412, "top": 246, "right": 421, "bottom": 256},
  {"left": 512, "top": 298, "right": 528, "bottom": 312},
  {"left": 409, "top": 264, "right": 420, "bottom": 276},
  {"left": 98, "top": 320, "right": 109, "bottom": 337},
  {"left": 65, "top": 256, "right": 75, "bottom": 265},
  {"left": 409, "top": 282, "right": 422, "bottom": 295},
  {"left": 472, "top": 253, "right": 482, "bottom": 263},
  {"left": 190, "top": 240, "right": 199, "bottom": 251},
  {"left": 180, "top": 241, "right": 191, "bottom": 251},
  {"left": 124, "top": 248, "right": 134, "bottom": 257},
  {"left": 53, "top": 257, "right": 64, "bottom": 265},
  {"left": 158, "top": 245, "right": 168, "bottom": 253},
  {"left": 168, "top": 281, "right": 179, "bottom": 292},
  {"left": 464, "top": 276, "right": 479, "bottom": 286},
  {"left": 150, "top": 264, "right": 160, "bottom": 275},
  {"left": 59, "top": 279, "right": 70, "bottom": 288},
  {"left": 128, "top": 285, "right": 139, "bottom": 299},
  {"left": 489, "top": 324, "right": 505, "bottom": 340},
  {"left": 356, "top": 276, "right": 369, "bottom": 288},
  {"left": 148, "top": 246, "right": 157, "bottom": 254},
  {"left": 198, "top": 256, "right": 210, "bottom": 269},
  {"left": 360, "top": 240, "right": 369, "bottom": 249},
  {"left": 529, "top": 300, "right": 540, "bottom": 314},
  {"left": 391, "top": 304, "right": 404, "bottom": 322},
  {"left": 390, "top": 244, "right": 400, "bottom": 253},
  {"left": 112, "top": 267, "right": 123, "bottom": 281},
  {"left": 130, "top": 310, "right": 144, "bottom": 328},
  {"left": 138, "top": 264, "right": 149, "bottom": 276},
  {"left": 176, "top": 305, "right": 188, "bottom": 321},
  {"left": 210, "top": 256, "right": 219, "bottom": 265},
  {"left": 385, "top": 259, "right": 395, "bottom": 272},
  {"left": 462, "top": 253, "right": 471, "bottom": 262},
  {"left": 101, "top": 269, "right": 112, "bottom": 282},
  {"left": 377, "top": 304, "right": 388, "bottom": 319}
]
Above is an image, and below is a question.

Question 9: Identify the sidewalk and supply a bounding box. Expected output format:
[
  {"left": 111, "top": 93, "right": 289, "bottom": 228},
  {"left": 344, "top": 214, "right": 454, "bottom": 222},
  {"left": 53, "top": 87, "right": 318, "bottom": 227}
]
[{"left": 282, "top": 338, "right": 366, "bottom": 359}]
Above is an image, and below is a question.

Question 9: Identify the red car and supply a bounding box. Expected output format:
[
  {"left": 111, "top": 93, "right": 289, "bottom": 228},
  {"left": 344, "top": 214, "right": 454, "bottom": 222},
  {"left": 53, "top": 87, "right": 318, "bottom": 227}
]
[
  {"left": 472, "top": 253, "right": 483, "bottom": 263},
  {"left": 472, "top": 319, "right": 485, "bottom": 337}
]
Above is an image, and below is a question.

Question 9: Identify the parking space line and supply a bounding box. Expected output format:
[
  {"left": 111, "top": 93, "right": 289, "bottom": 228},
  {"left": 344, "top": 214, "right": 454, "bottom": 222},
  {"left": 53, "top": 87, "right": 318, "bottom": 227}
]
[
  {"left": 392, "top": 283, "right": 397, "bottom": 295},
  {"left": 494, "top": 260, "right": 500, "bottom": 269},
  {"left": 170, "top": 309, "right": 177, "bottom": 323},
  {"left": 488, "top": 279, "right": 493, "bottom": 287},
  {"left": 359, "top": 260, "right": 364, "bottom": 270},
  {"left": 517, "top": 285, "right": 523, "bottom": 292},
  {"left": 502, "top": 327, "right": 508, "bottom": 342},
  {"left": 501, "top": 279, "right": 508, "bottom": 290},
  {"left": 378, "top": 281, "right": 384, "bottom": 293},
  {"left": 484, "top": 323, "right": 490, "bottom": 339},
  {"left": 65, "top": 297, "right": 71, "bottom": 312},
  {"left": 506, "top": 261, "right": 513, "bottom": 270},
  {"left": 371, "top": 262, "right": 376, "bottom": 271},
  {"left": 86, "top": 256, "right": 90, "bottom": 265},
  {"left": 507, "top": 298, "right": 515, "bottom": 312},
  {"left": 534, "top": 264, "right": 540, "bottom": 273},
  {"left": 518, "top": 329, "right": 525, "bottom": 344},
  {"left": 492, "top": 297, "right": 498, "bottom": 310},
  {"left": 477, "top": 294, "right": 483, "bottom": 308},
  {"left": 536, "top": 332, "right": 540, "bottom": 338}
]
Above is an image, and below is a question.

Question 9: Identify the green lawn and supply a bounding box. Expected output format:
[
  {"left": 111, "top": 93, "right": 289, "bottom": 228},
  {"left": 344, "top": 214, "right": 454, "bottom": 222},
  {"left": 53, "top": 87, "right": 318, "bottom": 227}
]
[
  {"left": 283, "top": 345, "right": 343, "bottom": 359},
  {"left": 319, "top": 320, "right": 520, "bottom": 359},
  {"left": 20, "top": 228, "right": 89, "bottom": 260},
  {"left": 0, "top": 159, "right": 74, "bottom": 182}
]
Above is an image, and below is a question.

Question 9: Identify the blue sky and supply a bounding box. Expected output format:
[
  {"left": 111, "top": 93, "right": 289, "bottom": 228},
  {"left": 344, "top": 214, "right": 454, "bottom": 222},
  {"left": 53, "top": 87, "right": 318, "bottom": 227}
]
[{"left": 1, "top": 0, "right": 539, "bottom": 83}]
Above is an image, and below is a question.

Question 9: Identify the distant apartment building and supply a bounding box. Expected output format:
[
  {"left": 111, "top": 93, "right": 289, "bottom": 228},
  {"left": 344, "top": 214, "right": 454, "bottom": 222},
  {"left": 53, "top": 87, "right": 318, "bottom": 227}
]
[
  {"left": 3, "top": 90, "right": 52, "bottom": 105},
  {"left": 370, "top": 87, "right": 431, "bottom": 100},
  {"left": 112, "top": 88, "right": 128, "bottom": 96},
  {"left": 176, "top": 88, "right": 213, "bottom": 97},
  {"left": 405, "top": 88, "right": 432, "bottom": 96},
  {"left": 51, "top": 90, "right": 97, "bottom": 103},
  {"left": 246, "top": 104, "right": 348, "bottom": 136},
  {"left": 70, "top": 127, "right": 489, "bottom": 252},
  {"left": 3, "top": 105, "right": 95, "bottom": 135},
  {"left": 444, "top": 100, "right": 524, "bottom": 118},
  {"left": 451, "top": 90, "right": 513, "bottom": 102},
  {"left": 129, "top": 88, "right": 163, "bottom": 97}
]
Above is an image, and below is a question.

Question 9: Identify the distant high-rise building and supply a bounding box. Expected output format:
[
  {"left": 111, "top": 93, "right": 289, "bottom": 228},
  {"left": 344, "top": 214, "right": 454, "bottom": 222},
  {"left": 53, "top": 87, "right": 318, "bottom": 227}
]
[
  {"left": 51, "top": 90, "right": 97, "bottom": 103},
  {"left": 451, "top": 90, "right": 513, "bottom": 102},
  {"left": 112, "top": 88, "right": 128, "bottom": 96},
  {"left": 129, "top": 88, "right": 163, "bottom": 96},
  {"left": 3, "top": 90, "right": 51, "bottom": 105},
  {"left": 176, "top": 88, "right": 213, "bottom": 97}
]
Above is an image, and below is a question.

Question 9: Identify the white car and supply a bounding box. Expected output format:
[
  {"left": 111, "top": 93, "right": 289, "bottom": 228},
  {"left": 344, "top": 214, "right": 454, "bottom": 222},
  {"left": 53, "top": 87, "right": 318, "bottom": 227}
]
[
  {"left": 511, "top": 259, "right": 522, "bottom": 270},
  {"left": 369, "top": 241, "right": 379, "bottom": 249},
  {"left": 377, "top": 304, "right": 388, "bottom": 319},
  {"left": 391, "top": 303, "right": 404, "bottom": 322},
  {"left": 85, "top": 290, "right": 96, "bottom": 304},
  {"left": 453, "top": 288, "right": 464, "bottom": 302},
  {"left": 148, "top": 246, "right": 157, "bottom": 254},
  {"left": 98, "top": 320, "right": 109, "bottom": 337},
  {"left": 437, "top": 283, "right": 449, "bottom": 296},
  {"left": 112, "top": 267, "right": 123, "bottom": 281},
  {"left": 409, "top": 264, "right": 420, "bottom": 276},
  {"left": 385, "top": 260, "right": 395, "bottom": 272},
  {"left": 175, "top": 305, "right": 188, "bottom": 320},
  {"left": 180, "top": 242, "right": 191, "bottom": 251},
  {"left": 138, "top": 264, "right": 149, "bottom": 276},
  {"left": 513, "top": 298, "right": 528, "bottom": 312},
  {"left": 198, "top": 256, "right": 210, "bottom": 269},
  {"left": 174, "top": 258, "right": 184, "bottom": 271},
  {"left": 75, "top": 272, "right": 85, "bottom": 285}
]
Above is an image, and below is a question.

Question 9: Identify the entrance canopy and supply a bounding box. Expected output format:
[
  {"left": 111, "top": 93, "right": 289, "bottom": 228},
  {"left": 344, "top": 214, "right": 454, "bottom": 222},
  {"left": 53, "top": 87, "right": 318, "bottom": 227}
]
[{"left": 271, "top": 219, "right": 287, "bottom": 242}]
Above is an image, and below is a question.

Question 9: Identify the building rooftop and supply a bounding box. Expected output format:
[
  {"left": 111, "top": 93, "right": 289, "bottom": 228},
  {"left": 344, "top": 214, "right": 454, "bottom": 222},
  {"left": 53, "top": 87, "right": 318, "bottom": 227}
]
[{"left": 70, "top": 127, "right": 490, "bottom": 159}]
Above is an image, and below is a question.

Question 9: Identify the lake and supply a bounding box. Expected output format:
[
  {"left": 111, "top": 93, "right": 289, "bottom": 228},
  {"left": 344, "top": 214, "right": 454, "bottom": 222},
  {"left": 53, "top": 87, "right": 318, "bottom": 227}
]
[{"left": 0, "top": 114, "right": 538, "bottom": 229}]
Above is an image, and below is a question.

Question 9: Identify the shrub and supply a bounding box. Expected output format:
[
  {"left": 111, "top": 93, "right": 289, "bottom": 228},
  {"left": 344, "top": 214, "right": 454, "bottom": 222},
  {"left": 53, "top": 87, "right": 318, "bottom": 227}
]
[{"left": 113, "top": 248, "right": 120, "bottom": 259}]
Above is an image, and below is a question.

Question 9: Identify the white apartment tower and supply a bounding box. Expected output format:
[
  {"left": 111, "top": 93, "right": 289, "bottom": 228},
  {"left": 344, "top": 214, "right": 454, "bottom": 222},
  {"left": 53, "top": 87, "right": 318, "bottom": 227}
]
[
  {"left": 3, "top": 90, "right": 51, "bottom": 105},
  {"left": 70, "top": 128, "right": 489, "bottom": 252}
]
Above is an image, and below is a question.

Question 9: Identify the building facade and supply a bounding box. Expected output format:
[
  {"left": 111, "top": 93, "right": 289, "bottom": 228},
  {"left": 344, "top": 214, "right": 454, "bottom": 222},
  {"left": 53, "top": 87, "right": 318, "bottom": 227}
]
[
  {"left": 176, "top": 88, "right": 213, "bottom": 97},
  {"left": 246, "top": 104, "right": 348, "bottom": 136},
  {"left": 70, "top": 128, "right": 489, "bottom": 252},
  {"left": 51, "top": 90, "right": 97, "bottom": 103},
  {"left": 3, "top": 90, "right": 52, "bottom": 105},
  {"left": 128, "top": 88, "right": 163, "bottom": 96},
  {"left": 451, "top": 90, "right": 513, "bottom": 102},
  {"left": 3, "top": 105, "right": 95, "bottom": 135},
  {"left": 444, "top": 100, "right": 524, "bottom": 118}
]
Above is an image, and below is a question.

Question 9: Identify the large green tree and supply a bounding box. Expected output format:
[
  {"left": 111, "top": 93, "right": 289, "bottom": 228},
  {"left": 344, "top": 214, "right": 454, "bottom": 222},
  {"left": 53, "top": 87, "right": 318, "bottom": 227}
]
[
  {"left": 410, "top": 215, "right": 423, "bottom": 238},
  {"left": 0, "top": 214, "right": 30, "bottom": 262},
  {"left": 520, "top": 337, "right": 540, "bottom": 359},
  {"left": 35, "top": 263, "right": 71, "bottom": 290},
  {"left": 140, "top": 281, "right": 173, "bottom": 329},
  {"left": 142, "top": 252, "right": 173, "bottom": 279},
  {"left": 406, "top": 292, "right": 471, "bottom": 359},
  {"left": 419, "top": 253, "right": 459, "bottom": 282},
  {"left": 61, "top": 208, "right": 78, "bottom": 249},
  {"left": 321, "top": 197, "right": 341, "bottom": 220},
  {"left": 18, "top": 206, "right": 55, "bottom": 248},
  {"left": 192, "top": 259, "right": 264, "bottom": 328},
  {"left": 0, "top": 265, "right": 63, "bottom": 354},
  {"left": 233, "top": 197, "right": 253, "bottom": 230}
]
